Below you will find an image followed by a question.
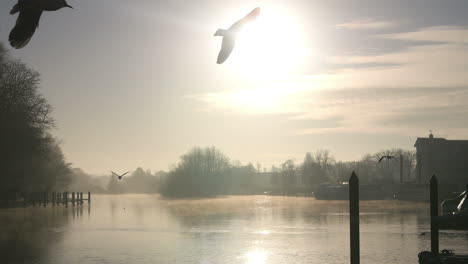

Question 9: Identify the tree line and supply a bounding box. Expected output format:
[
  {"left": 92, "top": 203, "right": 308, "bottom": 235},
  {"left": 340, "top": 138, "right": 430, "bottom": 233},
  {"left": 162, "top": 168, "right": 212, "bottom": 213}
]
[
  {"left": 0, "top": 43, "right": 71, "bottom": 202},
  {"left": 160, "top": 147, "right": 417, "bottom": 197}
]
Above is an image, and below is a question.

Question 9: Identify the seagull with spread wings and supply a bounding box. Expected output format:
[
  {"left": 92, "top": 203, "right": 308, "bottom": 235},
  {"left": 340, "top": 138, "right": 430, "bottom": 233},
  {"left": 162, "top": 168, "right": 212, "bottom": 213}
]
[
  {"left": 214, "top": 7, "right": 260, "bottom": 64},
  {"left": 111, "top": 171, "right": 131, "bottom": 180},
  {"left": 378, "top": 155, "right": 395, "bottom": 163},
  {"left": 9, "top": 0, "right": 73, "bottom": 49}
]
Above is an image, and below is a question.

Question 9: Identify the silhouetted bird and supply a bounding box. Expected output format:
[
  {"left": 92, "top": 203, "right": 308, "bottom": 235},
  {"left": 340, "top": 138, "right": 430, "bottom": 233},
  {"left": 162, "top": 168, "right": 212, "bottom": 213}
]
[
  {"left": 111, "top": 171, "right": 131, "bottom": 180},
  {"left": 378, "top": 155, "right": 395, "bottom": 162},
  {"left": 9, "top": 0, "right": 73, "bottom": 49},
  {"left": 214, "top": 7, "right": 260, "bottom": 64}
]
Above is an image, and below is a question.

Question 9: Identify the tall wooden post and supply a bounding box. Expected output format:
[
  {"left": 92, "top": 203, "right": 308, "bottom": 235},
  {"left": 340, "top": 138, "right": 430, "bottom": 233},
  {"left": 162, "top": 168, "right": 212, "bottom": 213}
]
[
  {"left": 65, "top": 192, "right": 68, "bottom": 208},
  {"left": 88, "top": 192, "right": 91, "bottom": 204},
  {"left": 72, "top": 192, "right": 75, "bottom": 206},
  {"left": 80, "top": 192, "right": 83, "bottom": 205},
  {"left": 349, "top": 171, "right": 360, "bottom": 264},
  {"left": 417, "top": 154, "right": 422, "bottom": 184},
  {"left": 399, "top": 154, "right": 404, "bottom": 184},
  {"left": 430, "top": 175, "right": 439, "bottom": 256}
]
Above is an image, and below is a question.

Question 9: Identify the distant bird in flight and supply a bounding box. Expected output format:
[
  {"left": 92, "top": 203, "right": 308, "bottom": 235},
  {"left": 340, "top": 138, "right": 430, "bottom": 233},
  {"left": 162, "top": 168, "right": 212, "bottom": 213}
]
[
  {"left": 378, "top": 155, "right": 395, "bottom": 163},
  {"left": 111, "top": 171, "right": 131, "bottom": 180},
  {"left": 214, "top": 7, "right": 260, "bottom": 64},
  {"left": 9, "top": 0, "right": 73, "bottom": 49}
]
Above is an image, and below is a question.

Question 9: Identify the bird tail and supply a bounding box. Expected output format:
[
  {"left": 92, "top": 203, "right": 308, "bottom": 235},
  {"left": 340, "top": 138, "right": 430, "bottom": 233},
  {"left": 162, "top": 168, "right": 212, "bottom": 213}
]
[
  {"left": 214, "top": 29, "right": 227, "bottom": 36},
  {"left": 10, "top": 4, "right": 20, "bottom": 15}
]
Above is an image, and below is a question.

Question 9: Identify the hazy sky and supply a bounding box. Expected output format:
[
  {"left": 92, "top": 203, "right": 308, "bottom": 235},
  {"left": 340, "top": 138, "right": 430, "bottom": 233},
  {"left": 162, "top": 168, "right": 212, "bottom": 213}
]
[{"left": 1, "top": 0, "right": 468, "bottom": 174}]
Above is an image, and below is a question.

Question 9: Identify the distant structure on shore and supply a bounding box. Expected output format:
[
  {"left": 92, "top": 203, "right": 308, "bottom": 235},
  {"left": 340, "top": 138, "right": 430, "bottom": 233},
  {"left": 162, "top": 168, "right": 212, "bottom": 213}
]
[{"left": 415, "top": 133, "right": 468, "bottom": 184}]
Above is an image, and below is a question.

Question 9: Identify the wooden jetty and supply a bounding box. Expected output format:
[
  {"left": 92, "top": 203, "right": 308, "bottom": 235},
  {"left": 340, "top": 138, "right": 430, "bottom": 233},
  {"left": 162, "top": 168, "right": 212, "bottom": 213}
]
[
  {"left": 418, "top": 175, "right": 468, "bottom": 264},
  {"left": 347, "top": 172, "right": 467, "bottom": 264},
  {"left": 41, "top": 191, "right": 91, "bottom": 207},
  {"left": 1, "top": 191, "right": 92, "bottom": 208}
]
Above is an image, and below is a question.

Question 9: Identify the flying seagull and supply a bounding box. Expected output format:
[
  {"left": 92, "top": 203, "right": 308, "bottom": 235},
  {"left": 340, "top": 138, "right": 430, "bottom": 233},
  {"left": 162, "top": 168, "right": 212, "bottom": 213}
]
[
  {"left": 111, "top": 171, "right": 131, "bottom": 180},
  {"left": 214, "top": 7, "right": 260, "bottom": 64},
  {"left": 378, "top": 155, "right": 395, "bottom": 163},
  {"left": 9, "top": 0, "right": 73, "bottom": 49}
]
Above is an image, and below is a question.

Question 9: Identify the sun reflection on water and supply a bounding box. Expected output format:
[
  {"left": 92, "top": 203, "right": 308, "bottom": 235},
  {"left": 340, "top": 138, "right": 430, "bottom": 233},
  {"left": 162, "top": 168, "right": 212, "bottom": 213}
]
[
  {"left": 254, "top": 230, "right": 271, "bottom": 235},
  {"left": 244, "top": 249, "right": 268, "bottom": 264}
]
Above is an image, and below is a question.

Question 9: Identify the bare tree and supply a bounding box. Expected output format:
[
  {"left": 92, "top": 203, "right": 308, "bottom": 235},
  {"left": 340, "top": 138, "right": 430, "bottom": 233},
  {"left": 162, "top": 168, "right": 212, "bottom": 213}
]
[
  {"left": 301, "top": 150, "right": 335, "bottom": 187},
  {"left": 0, "top": 43, "right": 70, "bottom": 194}
]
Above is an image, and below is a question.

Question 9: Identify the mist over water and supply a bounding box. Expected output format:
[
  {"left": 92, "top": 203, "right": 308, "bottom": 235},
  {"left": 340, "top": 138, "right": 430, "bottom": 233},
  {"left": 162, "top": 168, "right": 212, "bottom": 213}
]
[{"left": 0, "top": 195, "right": 467, "bottom": 264}]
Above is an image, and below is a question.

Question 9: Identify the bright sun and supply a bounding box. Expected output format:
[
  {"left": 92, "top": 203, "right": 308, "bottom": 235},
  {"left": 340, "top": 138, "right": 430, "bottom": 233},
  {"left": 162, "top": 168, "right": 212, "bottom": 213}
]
[{"left": 229, "top": 7, "right": 305, "bottom": 78}]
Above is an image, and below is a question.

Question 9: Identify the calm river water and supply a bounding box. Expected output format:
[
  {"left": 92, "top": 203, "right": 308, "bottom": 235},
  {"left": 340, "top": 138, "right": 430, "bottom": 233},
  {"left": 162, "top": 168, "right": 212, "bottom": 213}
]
[{"left": 0, "top": 195, "right": 467, "bottom": 264}]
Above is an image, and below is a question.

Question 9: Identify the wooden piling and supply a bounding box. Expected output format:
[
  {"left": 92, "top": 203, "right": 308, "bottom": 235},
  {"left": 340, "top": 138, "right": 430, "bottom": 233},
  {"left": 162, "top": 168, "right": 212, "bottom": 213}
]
[
  {"left": 430, "top": 175, "right": 439, "bottom": 256},
  {"left": 399, "top": 154, "right": 404, "bottom": 184},
  {"left": 72, "top": 192, "right": 76, "bottom": 206},
  {"left": 349, "top": 171, "right": 360, "bottom": 264},
  {"left": 80, "top": 192, "right": 83, "bottom": 205},
  {"left": 88, "top": 192, "right": 91, "bottom": 204},
  {"left": 65, "top": 192, "right": 68, "bottom": 208}
]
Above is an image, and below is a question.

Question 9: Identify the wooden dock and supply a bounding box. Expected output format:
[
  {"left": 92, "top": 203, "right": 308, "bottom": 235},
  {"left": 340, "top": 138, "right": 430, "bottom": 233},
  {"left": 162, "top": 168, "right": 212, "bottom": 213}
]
[
  {"left": 347, "top": 172, "right": 467, "bottom": 264},
  {"left": 2, "top": 191, "right": 91, "bottom": 208},
  {"left": 418, "top": 175, "right": 468, "bottom": 264}
]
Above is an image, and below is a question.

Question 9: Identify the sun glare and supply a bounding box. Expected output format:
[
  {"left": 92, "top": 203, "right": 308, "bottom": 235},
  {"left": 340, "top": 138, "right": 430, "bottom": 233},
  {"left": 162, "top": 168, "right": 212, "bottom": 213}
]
[
  {"left": 244, "top": 249, "right": 268, "bottom": 264},
  {"left": 230, "top": 7, "right": 306, "bottom": 78}
]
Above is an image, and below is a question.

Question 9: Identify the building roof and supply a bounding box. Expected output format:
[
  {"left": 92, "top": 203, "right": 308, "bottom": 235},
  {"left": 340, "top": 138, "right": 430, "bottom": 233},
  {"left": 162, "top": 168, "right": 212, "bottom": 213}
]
[{"left": 414, "top": 137, "right": 468, "bottom": 147}]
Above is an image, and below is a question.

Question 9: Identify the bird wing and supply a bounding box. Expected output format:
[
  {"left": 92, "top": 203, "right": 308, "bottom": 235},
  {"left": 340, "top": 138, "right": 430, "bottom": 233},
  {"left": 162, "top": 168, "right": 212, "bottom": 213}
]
[
  {"left": 217, "top": 36, "right": 235, "bottom": 64},
  {"left": 9, "top": 7, "right": 43, "bottom": 49},
  {"left": 228, "top": 7, "right": 260, "bottom": 32},
  {"left": 111, "top": 171, "right": 120, "bottom": 177},
  {"left": 121, "top": 171, "right": 131, "bottom": 177}
]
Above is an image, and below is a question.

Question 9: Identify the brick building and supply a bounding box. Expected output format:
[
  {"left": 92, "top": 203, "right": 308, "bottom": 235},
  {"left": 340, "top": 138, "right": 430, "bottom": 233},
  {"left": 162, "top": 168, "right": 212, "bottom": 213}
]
[{"left": 414, "top": 134, "right": 468, "bottom": 184}]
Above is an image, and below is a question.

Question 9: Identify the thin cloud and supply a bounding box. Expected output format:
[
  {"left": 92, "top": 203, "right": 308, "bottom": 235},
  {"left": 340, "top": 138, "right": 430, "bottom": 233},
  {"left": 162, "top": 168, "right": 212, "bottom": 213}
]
[
  {"left": 376, "top": 25, "right": 468, "bottom": 44},
  {"left": 294, "top": 86, "right": 468, "bottom": 137},
  {"left": 190, "top": 25, "right": 468, "bottom": 138},
  {"left": 336, "top": 18, "right": 396, "bottom": 30}
]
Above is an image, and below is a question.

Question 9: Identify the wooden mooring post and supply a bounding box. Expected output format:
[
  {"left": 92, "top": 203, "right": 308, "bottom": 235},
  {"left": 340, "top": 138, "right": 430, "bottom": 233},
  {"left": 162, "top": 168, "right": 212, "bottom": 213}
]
[
  {"left": 430, "top": 175, "right": 439, "bottom": 256},
  {"left": 399, "top": 154, "right": 404, "bottom": 184},
  {"left": 43, "top": 192, "right": 47, "bottom": 207},
  {"left": 349, "top": 171, "right": 360, "bottom": 264}
]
